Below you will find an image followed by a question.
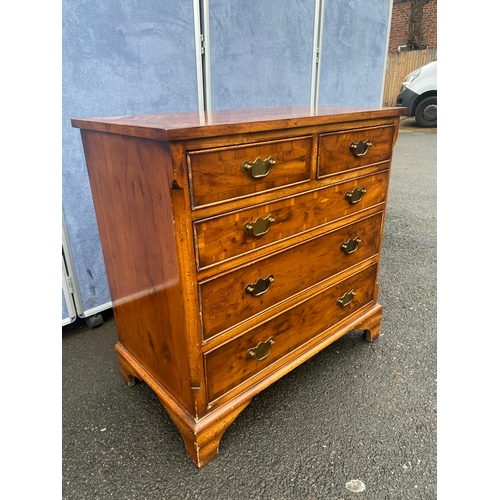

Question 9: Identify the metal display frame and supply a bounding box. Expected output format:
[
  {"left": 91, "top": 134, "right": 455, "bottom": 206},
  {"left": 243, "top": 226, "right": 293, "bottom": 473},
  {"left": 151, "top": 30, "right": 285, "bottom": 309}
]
[{"left": 62, "top": 212, "right": 108, "bottom": 328}]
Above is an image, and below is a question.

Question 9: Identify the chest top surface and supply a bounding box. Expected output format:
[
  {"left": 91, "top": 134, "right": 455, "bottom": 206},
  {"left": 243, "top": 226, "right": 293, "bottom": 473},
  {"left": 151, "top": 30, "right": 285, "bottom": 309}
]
[{"left": 71, "top": 105, "right": 406, "bottom": 141}]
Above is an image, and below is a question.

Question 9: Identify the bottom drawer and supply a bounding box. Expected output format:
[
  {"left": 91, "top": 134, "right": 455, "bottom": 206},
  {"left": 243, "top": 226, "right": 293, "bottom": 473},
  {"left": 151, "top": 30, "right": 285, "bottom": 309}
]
[{"left": 204, "top": 263, "right": 378, "bottom": 402}]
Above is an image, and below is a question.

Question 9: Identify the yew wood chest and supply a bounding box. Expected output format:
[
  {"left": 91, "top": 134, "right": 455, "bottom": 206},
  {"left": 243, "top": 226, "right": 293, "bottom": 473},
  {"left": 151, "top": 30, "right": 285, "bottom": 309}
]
[{"left": 72, "top": 106, "right": 405, "bottom": 468}]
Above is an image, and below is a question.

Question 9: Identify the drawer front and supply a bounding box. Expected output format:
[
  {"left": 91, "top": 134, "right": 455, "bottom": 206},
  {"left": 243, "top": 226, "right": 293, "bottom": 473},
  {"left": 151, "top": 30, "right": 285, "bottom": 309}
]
[
  {"left": 318, "top": 125, "right": 395, "bottom": 178},
  {"left": 194, "top": 170, "right": 389, "bottom": 269},
  {"left": 200, "top": 212, "right": 383, "bottom": 340},
  {"left": 204, "top": 263, "right": 378, "bottom": 402},
  {"left": 187, "top": 137, "right": 312, "bottom": 208}
]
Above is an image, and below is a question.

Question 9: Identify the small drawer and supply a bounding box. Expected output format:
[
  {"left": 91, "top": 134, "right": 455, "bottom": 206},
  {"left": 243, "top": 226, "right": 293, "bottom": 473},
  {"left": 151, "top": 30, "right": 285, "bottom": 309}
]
[
  {"left": 204, "top": 263, "right": 378, "bottom": 402},
  {"left": 187, "top": 136, "right": 312, "bottom": 208},
  {"left": 318, "top": 125, "right": 395, "bottom": 178},
  {"left": 199, "top": 212, "right": 383, "bottom": 340},
  {"left": 194, "top": 170, "right": 389, "bottom": 269}
]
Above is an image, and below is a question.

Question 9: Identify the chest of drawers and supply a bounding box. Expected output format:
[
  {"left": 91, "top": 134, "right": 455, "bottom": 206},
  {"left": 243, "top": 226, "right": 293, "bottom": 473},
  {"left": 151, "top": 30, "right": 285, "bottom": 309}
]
[{"left": 72, "top": 106, "right": 405, "bottom": 468}]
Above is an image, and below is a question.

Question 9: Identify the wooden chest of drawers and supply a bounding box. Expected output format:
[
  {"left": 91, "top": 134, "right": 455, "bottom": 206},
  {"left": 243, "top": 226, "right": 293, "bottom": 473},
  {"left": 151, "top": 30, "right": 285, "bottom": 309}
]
[{"left": 72, "top": 106, "right": 405, "bottom": 468}]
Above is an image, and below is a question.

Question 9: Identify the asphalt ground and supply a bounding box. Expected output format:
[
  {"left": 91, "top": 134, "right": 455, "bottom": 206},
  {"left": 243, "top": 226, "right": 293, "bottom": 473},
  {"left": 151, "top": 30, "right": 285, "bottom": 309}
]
[{"left": 62, "top": 116, "right": 437, "bottom": 499}]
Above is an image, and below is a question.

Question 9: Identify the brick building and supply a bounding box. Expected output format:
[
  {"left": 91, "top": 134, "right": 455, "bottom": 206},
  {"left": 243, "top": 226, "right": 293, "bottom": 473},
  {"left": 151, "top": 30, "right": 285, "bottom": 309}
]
[{"left": 388, "top": 0, "right": 437, "bottom": 53}]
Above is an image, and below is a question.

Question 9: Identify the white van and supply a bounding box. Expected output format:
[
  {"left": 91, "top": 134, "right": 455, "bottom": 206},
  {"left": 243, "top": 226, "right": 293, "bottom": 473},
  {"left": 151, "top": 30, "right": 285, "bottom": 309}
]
[{"left": 396, "top": 60, "right": 437, "bottom": 127}]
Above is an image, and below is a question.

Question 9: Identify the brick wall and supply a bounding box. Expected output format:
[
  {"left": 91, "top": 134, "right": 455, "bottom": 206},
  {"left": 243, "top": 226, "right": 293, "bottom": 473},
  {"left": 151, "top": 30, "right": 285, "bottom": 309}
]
[{"left": 388, "top": 0, "right": 437, "bottom": 53}]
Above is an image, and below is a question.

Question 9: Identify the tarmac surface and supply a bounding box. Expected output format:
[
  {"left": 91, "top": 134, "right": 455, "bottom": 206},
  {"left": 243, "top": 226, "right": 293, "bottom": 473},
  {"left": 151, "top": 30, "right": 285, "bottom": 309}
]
[{"left": 62, "top": 116, "right": 437, "bottom": 499}]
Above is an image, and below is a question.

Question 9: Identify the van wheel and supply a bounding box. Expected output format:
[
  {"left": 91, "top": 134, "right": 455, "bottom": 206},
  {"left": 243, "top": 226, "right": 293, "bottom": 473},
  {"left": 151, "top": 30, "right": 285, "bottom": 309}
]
[{"left": 415, "top": 97, "right": 437, "bottom": 127}]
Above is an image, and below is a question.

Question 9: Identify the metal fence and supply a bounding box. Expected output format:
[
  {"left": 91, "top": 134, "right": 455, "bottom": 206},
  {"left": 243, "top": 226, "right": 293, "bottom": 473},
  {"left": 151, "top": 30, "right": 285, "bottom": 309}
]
[{"left": 383, "top": 48, "right": 437, "bottom": 107}]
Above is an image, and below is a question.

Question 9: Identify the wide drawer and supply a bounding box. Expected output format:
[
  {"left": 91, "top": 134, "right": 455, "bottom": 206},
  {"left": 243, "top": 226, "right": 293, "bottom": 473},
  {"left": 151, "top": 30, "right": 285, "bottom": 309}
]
[
  {"left": 204, "top": 263, "right": 378, "bottom": 402},
  {"left": 199, "top": 212, "right": 383, "bottom": 340},
  {"left": 318, "top": 125, "right": 395, "bottom": 178},
  {"left": 187, "top": 136, "right": 312, "bottom": 208},
  {"left": 194, "top": 170, "right": 389, "bottom": 269}
]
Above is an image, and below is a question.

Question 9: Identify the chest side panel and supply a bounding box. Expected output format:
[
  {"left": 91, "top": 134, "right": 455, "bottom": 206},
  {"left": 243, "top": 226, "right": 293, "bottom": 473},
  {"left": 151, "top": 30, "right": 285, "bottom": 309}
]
[{"left": 80, "top": 130, "right": 193, "bottom": 411}]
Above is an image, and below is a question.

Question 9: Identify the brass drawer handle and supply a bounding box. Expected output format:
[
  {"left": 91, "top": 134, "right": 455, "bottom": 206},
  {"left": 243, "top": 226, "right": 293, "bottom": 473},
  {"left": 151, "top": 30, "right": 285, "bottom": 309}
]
[
  {"left": 243, "top": 214, "right": 275, "bottom": 237},
  {"left": 350, "top": 140, "right": 372, "bottom": 157},
  {"left": 345, "top": 186, "right": 366, "bottom": 204},
  {"left": 337, "top": 289, "right": 356, "bottom": 307},
  {"left": 245, "top": 275, "right": 275, "bottom": 297},
  {"left": 341, "top": 237, "right": 361, "bottom": 255},
  {"left": 241, "top": 156, "right": 276, "bottom": 179},
  {"left": 246, "top": 336, "right": 275, "bottom": 361}
]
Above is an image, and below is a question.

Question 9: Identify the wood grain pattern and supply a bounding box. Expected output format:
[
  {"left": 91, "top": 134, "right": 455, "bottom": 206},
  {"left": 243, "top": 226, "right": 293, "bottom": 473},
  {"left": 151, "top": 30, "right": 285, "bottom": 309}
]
[
  {"left": 187, "top": 136, "right": 312, "bottom": 207},
  {"left": 71, "top": 105, "right": 406, "bottom": 141},
  {"left": 73, "top": 106, "right": 402, "bottom": 468},
  {"left": 204, "top": 263, "right": 378, "bottom": 402},
  {"left": 204, "top": 303, "right": 384, "bottom": 412},
  {"left": 318, "top": 124, "right": 395, "bottom": 177},
  {"left": 80, "top": 130, "right": 194, "bottom": 411},
  {"left": 199, "top": 212, "right": 383, "bottom": 339},
  {"left": 194, "top": 170, "right": 389, "bottom": 269}
]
